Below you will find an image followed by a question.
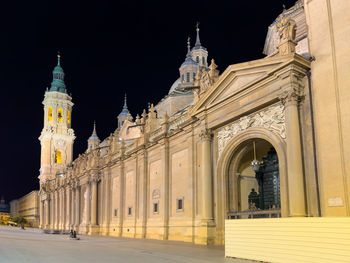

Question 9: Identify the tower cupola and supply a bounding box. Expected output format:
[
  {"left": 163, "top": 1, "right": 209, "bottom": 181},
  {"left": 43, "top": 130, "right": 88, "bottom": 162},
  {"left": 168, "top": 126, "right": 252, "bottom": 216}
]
[
  {"left": 118, "top": 94, "right": 132, "bottom": 129},
  {"left": 50, "top": 52, "right": 67, "bottom": 93},
  {"left": 87, "top": 121, "right": 100, "bottom": 151},
  {"left": 191, "top": 23, "right": 208, "bottom": 69},
  {"left": 179, "top": 37, "right": 199, "bottom": 87}
]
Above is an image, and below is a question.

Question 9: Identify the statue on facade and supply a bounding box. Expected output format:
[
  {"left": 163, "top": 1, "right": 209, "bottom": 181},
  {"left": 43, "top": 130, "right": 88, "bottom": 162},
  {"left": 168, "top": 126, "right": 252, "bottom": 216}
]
[
  {"left": 276, "top": 13, "right": 296, "bottom": 42},
  {"left": 193, "top": 59, "right": 220, "bottom": 103},
  {"left": 275, "top": 13, "right": 297, "bottom": 55}
]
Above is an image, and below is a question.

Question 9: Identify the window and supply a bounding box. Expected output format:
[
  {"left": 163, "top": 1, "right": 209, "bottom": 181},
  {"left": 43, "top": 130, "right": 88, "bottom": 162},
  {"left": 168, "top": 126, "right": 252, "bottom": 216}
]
[
  {"left": 114, "top": 208, "right": 118, "bottom": 217},
  {"left": 57, "top": 108, "right": 63, "bottom": 122},
  {"left": 67, "top": 110, "right": 71, "bottom": 125},
  {"left": 186, "top": 72, "right": 190, "bottom": 83},
  {"left": 55, "top": 151, "right": 62, "bottom": 164},
  {"left": 202, "top": 57, "right": 205, "bottom": 65},
  {"left": 153, "top": 202, "right": 159, "bottom": 214},
  {"left": 181, "top": 74, "right": 184, "bottom": 82},
  {"left": 176, "top": 197, "right": 184, "bottom": 212},
  {"left": 128, "top": 207, "right": 132, "bottom": 216},
  {"left": 193, "top": 72, "right": 196, "bottom": 81},
  {"left": 48, "top": 107, "right": 52, "bottom": 121},
  {"left": 196, "top": 56, "right": 199, "bottom": 63}
]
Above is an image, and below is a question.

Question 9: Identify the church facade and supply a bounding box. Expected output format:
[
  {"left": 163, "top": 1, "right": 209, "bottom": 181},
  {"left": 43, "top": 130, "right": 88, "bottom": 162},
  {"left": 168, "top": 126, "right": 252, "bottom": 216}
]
[{"left": 38, "top": 0, "right": 350, "bottom": 245}]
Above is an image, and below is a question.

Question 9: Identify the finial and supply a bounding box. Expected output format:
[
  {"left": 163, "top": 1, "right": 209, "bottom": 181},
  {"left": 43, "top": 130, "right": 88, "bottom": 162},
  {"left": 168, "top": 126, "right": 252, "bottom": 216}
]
[
  {"left": 91, "top": 120, "right": 98, "bottom": 137},
  {"left": 186, "top": 36, "right": 191, "bottom": 55},
  {"left": 209, "top": 59, "right": 218, "bottom": 70},
  {"left": 57, "top": 51, "right": 61, "bottom": 66},
  {"left": 282, "top": 4, "right": 286, "bottom": 11},
  {"left": 195, "top": 22, "right": 201, "bottom": 47},
  {"left": 123, "top": 93, "right": 128, "bottom": 110}
]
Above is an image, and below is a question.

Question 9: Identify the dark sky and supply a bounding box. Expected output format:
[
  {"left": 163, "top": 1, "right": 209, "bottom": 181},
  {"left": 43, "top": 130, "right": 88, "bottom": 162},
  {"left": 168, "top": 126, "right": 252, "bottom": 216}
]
[{"left": 0, "top": 0, "right": 297, "bottom": 202}]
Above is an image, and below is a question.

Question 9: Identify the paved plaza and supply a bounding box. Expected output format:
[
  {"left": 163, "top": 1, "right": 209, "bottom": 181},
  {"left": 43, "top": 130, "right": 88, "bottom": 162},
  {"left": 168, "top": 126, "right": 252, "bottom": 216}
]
[{"left": 0, "top": 226, "right": 255, "bottom": 263}]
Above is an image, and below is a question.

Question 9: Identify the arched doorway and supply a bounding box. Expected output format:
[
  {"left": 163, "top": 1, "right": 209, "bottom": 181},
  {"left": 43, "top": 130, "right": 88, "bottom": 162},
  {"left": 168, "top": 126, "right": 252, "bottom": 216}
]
[
  {"left": 227, "top": 139, "right": 281, "bottom": 219},
  {"left": 215, "top": 128, "right": 288, "bottom": 244}
]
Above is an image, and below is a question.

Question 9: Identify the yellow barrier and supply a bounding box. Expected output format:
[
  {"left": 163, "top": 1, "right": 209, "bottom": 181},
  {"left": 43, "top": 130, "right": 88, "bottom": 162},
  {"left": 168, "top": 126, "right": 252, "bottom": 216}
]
[{"left": 225, "top": 217, "right": 350, "bottom": 263}]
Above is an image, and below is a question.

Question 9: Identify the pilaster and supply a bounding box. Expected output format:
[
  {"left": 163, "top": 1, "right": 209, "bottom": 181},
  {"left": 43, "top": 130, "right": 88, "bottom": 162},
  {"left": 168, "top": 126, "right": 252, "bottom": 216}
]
[{"left": 280, "top": 87, "right": 307, "bottom": 217}]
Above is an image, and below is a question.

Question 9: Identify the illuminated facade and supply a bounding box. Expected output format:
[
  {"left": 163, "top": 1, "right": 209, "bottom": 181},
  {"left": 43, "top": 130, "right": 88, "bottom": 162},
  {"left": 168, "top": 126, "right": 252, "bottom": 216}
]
[
  {"left": 37, "top": 0, "right": 350, "bottom": 247},
  {"left": 9, "top": 191, "right": 40, "bottom": 227}
]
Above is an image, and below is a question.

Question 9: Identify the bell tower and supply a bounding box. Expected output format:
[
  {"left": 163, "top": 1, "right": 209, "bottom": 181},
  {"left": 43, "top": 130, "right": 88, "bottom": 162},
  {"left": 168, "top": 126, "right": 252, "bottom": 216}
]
[{"left": 38, "top": 53, "right": 75, "bottom": 184}]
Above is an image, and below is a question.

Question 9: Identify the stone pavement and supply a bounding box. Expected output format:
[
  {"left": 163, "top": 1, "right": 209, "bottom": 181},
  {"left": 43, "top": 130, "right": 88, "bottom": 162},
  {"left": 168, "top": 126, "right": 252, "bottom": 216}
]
[{"left": 0, "top": 226, "right": 257, "bottom": 263}]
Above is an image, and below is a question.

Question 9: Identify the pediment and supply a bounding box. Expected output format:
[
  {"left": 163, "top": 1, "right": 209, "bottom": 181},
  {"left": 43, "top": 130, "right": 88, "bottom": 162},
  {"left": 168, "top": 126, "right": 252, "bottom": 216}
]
[{"left": 190, "top": 56, "right": 290, "bottom": 116}]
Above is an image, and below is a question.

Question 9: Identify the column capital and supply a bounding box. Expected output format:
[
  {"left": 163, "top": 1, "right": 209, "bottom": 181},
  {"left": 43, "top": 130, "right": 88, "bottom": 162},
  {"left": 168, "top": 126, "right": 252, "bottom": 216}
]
[
  {"left": 199, "top": 129, "right": 212, "bottom": 141},
  {"left": 91, "top": 176, "right": 100, "bottom": 183},
  {"left": 278, "top": 86, "right": 304, "bottom": 106}
]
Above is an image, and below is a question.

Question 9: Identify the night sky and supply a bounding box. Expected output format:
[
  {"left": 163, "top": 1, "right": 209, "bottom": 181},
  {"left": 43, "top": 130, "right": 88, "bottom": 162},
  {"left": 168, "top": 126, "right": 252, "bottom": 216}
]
[{"left": 1, "top": 0, "right": 297, "bottom": 202}]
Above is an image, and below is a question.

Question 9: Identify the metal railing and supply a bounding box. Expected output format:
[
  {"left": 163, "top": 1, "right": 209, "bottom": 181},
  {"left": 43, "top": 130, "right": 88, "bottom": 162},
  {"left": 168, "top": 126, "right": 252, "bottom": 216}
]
[{"left": 227, "top": 209, "right": 281, "bottom": 219}]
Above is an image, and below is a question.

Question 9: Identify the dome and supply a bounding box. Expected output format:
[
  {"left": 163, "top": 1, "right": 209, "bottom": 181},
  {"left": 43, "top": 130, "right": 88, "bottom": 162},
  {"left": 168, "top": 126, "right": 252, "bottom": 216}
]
[
  {"left": 180, "top": 56, "right": 198, "bottom": 69},
  {"left": 168, "top": 78, "right": 181, "bottom": 94}
]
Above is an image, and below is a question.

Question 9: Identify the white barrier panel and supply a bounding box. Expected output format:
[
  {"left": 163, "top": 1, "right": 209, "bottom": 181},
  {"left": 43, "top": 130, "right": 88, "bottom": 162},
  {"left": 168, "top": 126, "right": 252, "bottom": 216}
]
[{"left": 225, "top": 217, "right": 350, "bottom": 263}]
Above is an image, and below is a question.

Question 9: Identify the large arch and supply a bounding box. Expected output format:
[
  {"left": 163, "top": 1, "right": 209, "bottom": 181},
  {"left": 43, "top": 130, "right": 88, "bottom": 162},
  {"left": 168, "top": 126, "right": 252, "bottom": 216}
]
[{"left": 215, "top": 128, "right": 288, "bottom": 244}]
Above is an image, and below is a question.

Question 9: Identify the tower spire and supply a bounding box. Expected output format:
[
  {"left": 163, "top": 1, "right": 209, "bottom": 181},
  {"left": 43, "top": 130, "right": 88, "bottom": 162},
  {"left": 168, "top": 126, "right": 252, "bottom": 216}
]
[
  {"left": 123, "top": 93, "right": 128, "bottom": 111},
  {"left": 57, "top": 51, "right": 61, "bottom": 66},
  {"left": 92, "top": 120, "right": 97, "bottom": 137},
  {"left": 195, "top": 22, "right": 201, "bottom": 47},
  {"left": 88, "top": 120, "right": 100, "bottom": 151}
]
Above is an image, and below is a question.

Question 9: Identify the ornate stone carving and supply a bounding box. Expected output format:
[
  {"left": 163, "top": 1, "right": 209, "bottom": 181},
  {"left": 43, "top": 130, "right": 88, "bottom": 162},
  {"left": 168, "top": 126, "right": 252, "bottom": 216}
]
[
  {"left": 279, "top": 85, "right": 305, "bottom": 105},
  {"left": 195, "top": 59, "right": 220, "bottom": 95},
  {"left": 217, "top": 104, "right": 286, "bottom": 157},
  {"left": 68, "top": 128, "right": 75, "bottom": 137},
  {"left": 152, "top": 189, "right": 160, "bottom": 199},
  {"left": 199, "top": 129, "right": 212, "bottom": 141},
  {"left": 275, "top": 13, "right": 297, "bottom": 55},
  {"left": 55, "top": 139, "right": 66, "bottom": 149},
  {"left": 276, "top": 13, "right": 296, "bottom": 42}
]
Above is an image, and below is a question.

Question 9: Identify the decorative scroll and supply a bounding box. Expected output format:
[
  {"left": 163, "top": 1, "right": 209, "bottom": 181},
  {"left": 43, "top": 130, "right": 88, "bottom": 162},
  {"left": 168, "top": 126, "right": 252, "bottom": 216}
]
[
  {"left": 217, "top": 104, "right": 285, "bottom": 157},
  {"left": 55, "top": 139, "right": 66, "bottom": 149}
]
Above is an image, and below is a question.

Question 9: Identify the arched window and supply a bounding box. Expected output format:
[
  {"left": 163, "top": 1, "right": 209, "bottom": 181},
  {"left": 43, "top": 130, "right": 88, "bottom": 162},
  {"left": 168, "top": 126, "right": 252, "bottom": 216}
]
[
  {"left": 186, "top": 72, "right": 190, "bottom": 82},
  {"left": 202, "top": 57, "right": 205, "bottom": 65},
  {"left": 196, "top": 56, "right": 199, "bottom": 63},
  {"left": 57, "top": 108, "right": 63, "bottom": 122},
  {"left": 55, "top": 151, "right": 62, "bottom": 164},
  {"left": 67, "top": 110, "right": 71, "bottom": 125},
  {"left": 193, "top": 72, "right": 196, "bottom": 81},
  {"left": 48, "top": 107, "right": 52, "bottom": 121}
]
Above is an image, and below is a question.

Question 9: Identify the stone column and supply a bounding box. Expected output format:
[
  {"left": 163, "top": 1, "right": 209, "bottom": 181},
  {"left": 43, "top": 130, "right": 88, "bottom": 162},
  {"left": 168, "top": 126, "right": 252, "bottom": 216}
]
[
  {"left": 71, "top": 187, "right": 75, "bottom": 227},
  {"left": 66, "top": 187, "right": 71, "bottom": 230},
  {"left": 91, "top": 179, "right": 98, "bottom": 226},
  {"left": 52, "top": 192, "right": 56, "bottom": 229},
  {"left": 61, "top": 189, "right": 66, "bottom": 230},
  {"left": 55, "top": 191, "right": 59, "bottom": 229},
  {"left": 50, "top": 193, "right": 54, "bottom": 228},
  {"left": 84, "top": 183, "right": 91, "bottom": 229},
  {"left": 39, "top": 198, "right": 44, "bottom": 228},
  {"left": 57, "top": 190, "right": 60, "bottom": 229},
  {"left": 161, "top": 138, "right": 169, "bottom": 240},
  {"left": 45, "top": 198, "right": 50, "bottom": 228},
  {"left": 281, "top": 89, "right": 306, "bottom": 217},
  {"left": 200, "top": 129, "right": 213, "bottom": 220},
  {"left": 75, "top": 186, "right": 80, "bottom": 229}
]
